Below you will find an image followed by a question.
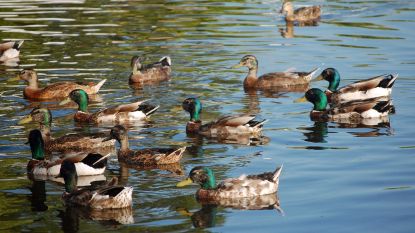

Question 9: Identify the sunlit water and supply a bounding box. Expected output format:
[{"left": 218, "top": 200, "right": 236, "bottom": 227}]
[{"left": 0, "top": 0, "right": 415, "bottom": 232}]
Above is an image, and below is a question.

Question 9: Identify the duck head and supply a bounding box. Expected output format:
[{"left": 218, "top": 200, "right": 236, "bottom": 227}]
[
  {"left": 280, "top": 1, "right": 294, "bottom": 15},
  {"left": 28, "top": 129, "right": 45, "bottom": 160},
  {"left": 182, "top": 98, "right": 202, "bottom": 122},
  {"left": 177, "top": 166, "right": 216, "bottom": 190},
  {"left": 232, "top": 55, "right": 258, "bottom": 71},
  {"left": 58, "top": 160, "right": 77, "bottom": 193},
  {"left": 19, "top": 107, "right": 52, "bottom": 127},
  {"left": 18, "top": 69, "right": 38, "bottom": 86},
  {"left": 59, "top": 89, "right": 89, "bottom": 112},
  {"left": 315, "top": 68, "right": 341, "bottom": 92},
  {"left": 305, "top": 88, "right": 328, "bottom": 111}
]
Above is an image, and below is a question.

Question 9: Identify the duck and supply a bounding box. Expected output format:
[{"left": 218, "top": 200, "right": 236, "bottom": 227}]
[
  {"left": 16, "top": 69, "right": 106, "bottom": 100},
  {"left": 233, "top": 55, "right": 319, "bottom": 90},
  {"left": 103, "top": 125, "right": 185, "bottom": 166},
  {"left": 58, "top": 159, "right": 133, "bottom": 209},
  {"left": 129, "top": 55, "right": 171, "bottom": 85},
  {"left": 19, "top": 107, "right": 116, "bottom": 153},
  {"left": 182, "top": 97, "right": 267, "bottom": 138},
  {"left": 300, "top": 88, "right": 394, "bottom": 122},
  {"left": 176, "top": 165, "right": 283, "bottom": 200},
  {"left": 280, "top": 1, "right": 321, "bottom": 22},
  {"left": 0, "top": 40, "right": 24, "bottom": 62},
  {"left": 26, "top": 129, "right": 108, "bottom": 177},
  {"left": 59, "top": 89, "right": 159, "bottom": 124},
  {"left": 315, "top": 68, "right": 398, "bottom": 105}
]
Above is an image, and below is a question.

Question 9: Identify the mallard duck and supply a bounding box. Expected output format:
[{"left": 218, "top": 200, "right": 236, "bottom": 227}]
[
  {"left": 177, "top": 165, "right": 283, "bottom": 200},
  {"left": 59, "top": 89, "right": 159, "bottom": 124},
  {"left": 19, "top": 107, "right": 116, "bottom": 153},
  {"left": 27, "top": 129, "right": 108, "bottom": 177},
  {"left": 103, "top": 125, "right": 185, "bottom": 166},
  {"left": 16, "top": 69, "right": 106, "bottom": 100},
  {"left": 182, "top": 97, "right": 267, "bottom": 138},
  {"left": 0, "top": 40, "right": 23, "bottom": 62},
  {"left": 129, "top": 55, "right": 171, "bottom": 84},
  {"left": 280, "top": 1, "right": 321, "bottom": 22},
  {"left": 301, "top": 88, "right": 394, "bottom": 122},
  {"left": 58, "top": 160, "right": 133, "bottom": 209},
  {"left": 315, "top": 68, "right": 398, "bottom": 105},
  {"left": 233, "top": 55, "right": 319, "bottom": 90}
]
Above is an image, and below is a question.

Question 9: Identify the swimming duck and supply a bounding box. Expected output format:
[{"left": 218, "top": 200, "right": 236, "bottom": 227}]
[
  {"left": 233, "top": 55, "right": 319, "bottom": 90},
  {"left": 19, "top": 107, "right": 116, "bottom": 153},
  {"left": 301, "top": 88, "right": 394, "bottom": 122},
  {"left": 58, "top": 160, "right": 133, "bottom": 209},
  {"left": 177, "top": 165, "right": 283, "bottom": 200},
  {"left": 129, "top": 55, "right": 171, "bottom": 84},
  {"left": 182, "top": 97, "right": 267, "bottom": 138},
  {"left": 315, "top": 68, "right": 398, "bottom": 105},
  {"left": 27, "top": 129, "right": 108, "bottom": 177},
  {"left": 16, "top": 69, "right": 106, "bottom": 100},
  {"left": 280, "top": 1, "right": 321, "bottom": 22},
  {"left": 104, "top": 125, "right": 185, "bottom": 166},
  {"left": 59, "top": 89, "right": 159, "bottom": 124},
  {"left": 0, "top": 40, "right": 24, "bottom": 62}
]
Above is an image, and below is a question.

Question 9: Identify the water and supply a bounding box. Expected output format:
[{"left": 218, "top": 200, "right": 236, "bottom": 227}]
[{"left": 1, "top": 0, "right": 415, "bottom": 232}]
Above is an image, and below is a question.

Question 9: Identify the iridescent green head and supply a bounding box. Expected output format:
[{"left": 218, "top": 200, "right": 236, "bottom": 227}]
[
  {"left": 58, "top": 160, "right": 77, "bottom": 193},
  {"left": 68, "top": 89, "right": 89, "bottom": 112},
  {"left": 318, "top": 68, "right": 340, "bottom": 92},
  {"left": 28, "top": 129, "right": 45, "bottom": 160},
  {"left": 233, "top": 55, "right": 258, "bottom": 70},
  {"left": 182, "top": 97, "right": 202, "bottom": 122},
  {"left": 177, "top": 166, "right": 216, "bottom": 190},
  {"left": 31, "top": 108, "right": 52, "bottom": 126},
  {"left": 305, "top": 88, "right": 328, "bottom": 111}
]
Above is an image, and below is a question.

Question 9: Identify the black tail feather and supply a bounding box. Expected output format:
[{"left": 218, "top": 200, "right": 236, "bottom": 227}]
[
  {"left": 378, "top": 74, "right": 397, "bottom": 88},
  {"left": 373, "top": 101, "right": 393, "bottom": 113},
  {"left": 137, "top": 103, "right": 159, "bottom": 116},
  {"left": 81, "top": 153, "right": 107, "bottom": 169}
]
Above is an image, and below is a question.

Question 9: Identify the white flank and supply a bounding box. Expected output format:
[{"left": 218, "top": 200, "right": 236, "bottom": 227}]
[
  {"left": 75, "top": 162, "right": 106, "bottom": 176},
  {"left": 339, "top": 87, "right": 391, "bottom": 102}
]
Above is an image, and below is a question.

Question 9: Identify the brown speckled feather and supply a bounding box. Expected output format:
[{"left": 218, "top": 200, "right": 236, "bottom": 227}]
[
  {"left": 118, "top": 147, "right": 185, "bottom": 166},
  {"left": 46, "top": 132, "right": 115, "bottom": 153}
]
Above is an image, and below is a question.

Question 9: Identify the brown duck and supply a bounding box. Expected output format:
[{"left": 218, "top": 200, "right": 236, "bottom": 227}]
[
  {"left": 59, "top": 89, "right": 159, "bottom": 124},
  {"left": 233, "top": 55, "right": 319, "bottom": 90},
  {"left": 129, "top": 55, "right": 171, "bottom": 85},
  {"left": 16, "top": 69, "right": 106, "bottom": 100},
  {"left": 19, "top": 107, "right": 116, "bottom": 154},
  {"left": 0, "top": 40, "right": 23, "bottom": 62},
  {"left": 280, "top": 1, "right": 321, "bottom": 22},
  {"left": 104, "top": 125, "right": 186, "bottom": 166}
]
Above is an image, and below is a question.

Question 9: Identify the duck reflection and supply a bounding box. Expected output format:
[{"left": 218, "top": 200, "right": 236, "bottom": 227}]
[
  {"left": 28, "top": 180, "right": 48, "bottom": 212},
  {"left": 58, "top": 205, "right": 134, "bottom": 232},
  {"left": 298, "top": 121, "right": 329, "bottom": 143},
  {"left": 177, "top": 194, "right": 282, "bottom": 229},
  {"left": 336, "top": 119, "right": 393, "bottom": 137},
  {"left": 278, "top": 21, "right": 319, "bottom": 39}
]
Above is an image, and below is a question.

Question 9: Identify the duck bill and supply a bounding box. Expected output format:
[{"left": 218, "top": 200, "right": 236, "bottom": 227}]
[
  {"left": 18, "top": 115, "right": 33, "bottom": 124},
  {"left": 176, "top": 177, "right": 193, "bottom": 187},
  {"left": 58, "top": 97, "right": 72, "bottom": 106},
  {"left": 312, "top": 75, "right": 324, "bottom": 82},
  {"left": 231, "top": 63, "right": 242, "bottom": 69},
  {"left": 294, "top": 96, "right": 307, "bottom": 103},
  {"left": 7, "top": 75, "right": 20, "bottom": 82}
]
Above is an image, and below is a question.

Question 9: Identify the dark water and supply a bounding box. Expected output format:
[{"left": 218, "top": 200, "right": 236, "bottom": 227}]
[{"left": 1, "top": 0, "right": 415, "bottom": 232}]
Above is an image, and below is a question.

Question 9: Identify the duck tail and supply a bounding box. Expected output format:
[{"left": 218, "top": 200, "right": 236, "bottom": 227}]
[
  {"left": 164, "top": 147, "right": 186, "bottom": 163},
  {"left": 373, "top": 100, "right": 393, "bottom": 114},
  {"left": 159, "top": 56, "right": 171, "bottom": 66},
  {"left": 13, "top": 40, "right": 24, "bottom": 50},
  {"left": 378, "top": 74, "right": 398, "bottom": 88},
  {"left": 272, "top": 164, "right": 283, "bottom": 183},
  {"left": 137, "top": 104, "right": 159, "bottom": 116},
  {"left": 91, "top": 79, "right": 107, "bottom": 94},
  {"left": 306, "top": 67, "right": 320, "bottom": 81},
  {"left": 249, "top": 119, "right": 268, "bottom": 129},
  {"left": 82, "top": 153, "right": 108, "bottom": 169}
]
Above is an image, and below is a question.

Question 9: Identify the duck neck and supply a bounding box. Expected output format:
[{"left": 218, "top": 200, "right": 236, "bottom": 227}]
[
  {"left": 244, "top": 68, "right": 258, "bottom": 88},
  {"left": 77, "top": 94, "right": 88, "bottom": 112},
  {"left": 132, "top": 63, "right": 141, "bottom": 75},
  {"left": 119, "top": 137, "right": 130, "bottom": 152},
  {"left": 39, "top": 124, "right": 51, "bottom": 143},
  {"left": 328, "top": 70, "right": 340, "bottom": 92},
  {"left": 30, "top": 137, "right": 45, "bottom": 160},
  {"left": 27, "top": 78, "right": 39, "bottom": 89},
  {"left": 64, "top": 173, "right": 77, "bottom": 193},
  {"left": 313, "top": 97, "right": 328, "bottom": 111},
  {"left": 202, "top": 168, "right": 216, "bottom": 190}
]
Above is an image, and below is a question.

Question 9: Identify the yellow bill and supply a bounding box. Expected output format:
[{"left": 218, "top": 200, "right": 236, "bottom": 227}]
[
  {"left": 176, "top": 208, "right": 193, "bottom": 217},
  {"left": 59, "top": 97, "right": 72, "bottom": 106},
  {"left": 231, "top": 63, "right": 242, "bottom": 69},
  {"left": 294, "top": 96, "right": 307, "bottom": 103},
  {"left": 176, "top": 177, "right": 193, "bottom": 187},
  {"left": 18, "top": 115, "right": 33, "bottom": 124},
  {"left": 312, "top": 75, "right": 324, "bottom": 82},
  {"left": 7, "top": 75, "right": 20, "bottom": 82}
]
